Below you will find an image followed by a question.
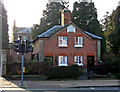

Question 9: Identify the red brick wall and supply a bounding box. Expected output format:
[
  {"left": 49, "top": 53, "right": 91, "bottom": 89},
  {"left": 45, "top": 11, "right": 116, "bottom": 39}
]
[
  {"left": 64, "top": 11, "right": 71, "bottom": 25},
  {"left": 9, "top": 49, "right": 31, "bottom": 63},
  {"left": 43, "top": 28, "right": 97, "bottom": 67}
]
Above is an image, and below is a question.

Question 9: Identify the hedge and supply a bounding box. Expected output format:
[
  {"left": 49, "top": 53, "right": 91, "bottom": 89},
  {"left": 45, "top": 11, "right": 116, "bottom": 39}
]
[
  {"left": 95, "top": 57, "right": 120, "bottom": 76},
  {"left": 47, "top": 65, "right": 83, "bottom": 79},
  {"left": 7, "top": 61, "right": 52, "bottom": 75}
]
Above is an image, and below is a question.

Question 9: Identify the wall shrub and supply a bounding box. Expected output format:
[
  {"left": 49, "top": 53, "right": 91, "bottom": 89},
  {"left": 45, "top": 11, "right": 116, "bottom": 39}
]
[
  {"left": 7, "top": 61, "right": 52, "bottom": 75},
  {"left": 47, "top": 65, "right": 82, "bottom": 79}
]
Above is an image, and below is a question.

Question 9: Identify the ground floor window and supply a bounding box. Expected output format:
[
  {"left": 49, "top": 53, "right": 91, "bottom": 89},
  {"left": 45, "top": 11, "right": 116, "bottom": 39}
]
[
  {"left": 58, "top": 56, "right": 68, "bottom": 66},
  {"left": 74, "top": 56, "right": 83, "bottom": 66}
]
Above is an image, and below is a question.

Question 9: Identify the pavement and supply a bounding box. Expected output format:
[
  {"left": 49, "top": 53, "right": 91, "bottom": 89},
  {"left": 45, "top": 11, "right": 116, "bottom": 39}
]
[{"left": 0, "top": 76, "right": 120, "bottom": 90}]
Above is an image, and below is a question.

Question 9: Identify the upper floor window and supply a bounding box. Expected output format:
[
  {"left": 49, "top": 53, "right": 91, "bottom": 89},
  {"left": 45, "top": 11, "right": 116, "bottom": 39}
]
[
  {"left": 59, "top": 36, "right": 68, "bottom": 47},
  {"left": 74, "top": 56, "right": 83, "bottom": 66},
  {"left": 67, "top": 25, "right": 75, "bottom": 33},
  {"left": 74, "top": 37, "right": 83, "bottom": 47},
  {"left": 58, "top": 56, "right": 68, "bottom": 66}
]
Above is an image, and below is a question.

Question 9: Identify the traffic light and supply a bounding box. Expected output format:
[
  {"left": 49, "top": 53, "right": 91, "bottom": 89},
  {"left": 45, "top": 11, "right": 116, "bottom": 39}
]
[
  {"left": 20, "top": 44, "right": 25, "bottom": 54},
  {"left": 14, "top": 40, "right": 21, "bottom": 53},
  {"left": 25, "top": 40, "right": 33, "bottom": 53}
]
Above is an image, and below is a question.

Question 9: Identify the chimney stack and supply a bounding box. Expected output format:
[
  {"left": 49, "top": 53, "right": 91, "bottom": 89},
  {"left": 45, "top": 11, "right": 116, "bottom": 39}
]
[{"left": 61, "top": 8, "right": 71, "bottom": 26}]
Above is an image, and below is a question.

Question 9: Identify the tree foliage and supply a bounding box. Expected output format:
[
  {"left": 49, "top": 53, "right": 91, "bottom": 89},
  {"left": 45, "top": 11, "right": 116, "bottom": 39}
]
[
  {"left": 101, "top": 12, "right": 113, "bottom": 53},
  {"left": 71, "top": 2, "right": 102, "bottom": 36},
  {"left": 108, "top": 6, "right": 120, "bottom": 56},
  {"left": 32, "top": 2, "right": 65, "bottom": 39},
  {"left": 101, "top": 6, "right": 120, "bottom": 57},
  {"left": 71, "top": 1, "right": 106, "bottom": 55}
]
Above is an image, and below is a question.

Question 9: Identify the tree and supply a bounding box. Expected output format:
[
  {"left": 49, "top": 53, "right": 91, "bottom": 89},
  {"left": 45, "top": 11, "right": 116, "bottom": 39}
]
[
  {"left": 71, "top": 1, "right": 106, "bottom": 56},
  {"left": 101, "top": 12, "right": 113, "bottom": 53},
  {"left": 32, "top": 2, "right": 65, "bottom": 39},
  {"left": 108, "top": 6, "right": 120, "bottom": 56},
  {"left": 72, "top": 2, "right": 100, "bottom": 35}
]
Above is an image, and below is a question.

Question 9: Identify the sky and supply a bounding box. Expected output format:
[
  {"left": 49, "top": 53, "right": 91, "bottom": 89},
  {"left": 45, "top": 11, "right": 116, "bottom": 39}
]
[{"left": 3, "top": 0, "right": 120, "bottom": 41}]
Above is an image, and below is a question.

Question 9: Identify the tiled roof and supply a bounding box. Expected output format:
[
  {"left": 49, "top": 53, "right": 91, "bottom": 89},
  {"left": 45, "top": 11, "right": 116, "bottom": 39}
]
[
  {"left": 37, "top": 24, "right": 102, "bottom": 40},
  {"left": 84, "top": 31, "right": 102, "bottom": 39},
  {"left": 38, "top": 25, "right": 63, "bottom": 38}
]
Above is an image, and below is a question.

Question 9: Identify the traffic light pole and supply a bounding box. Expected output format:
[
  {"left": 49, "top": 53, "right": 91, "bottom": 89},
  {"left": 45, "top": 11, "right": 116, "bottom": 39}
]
[
  {"left": 14, "top": 37, "right": 33, "bottom": 87},
  {"left": 21, "top": 53, "right": 24, "bottom": 86}
]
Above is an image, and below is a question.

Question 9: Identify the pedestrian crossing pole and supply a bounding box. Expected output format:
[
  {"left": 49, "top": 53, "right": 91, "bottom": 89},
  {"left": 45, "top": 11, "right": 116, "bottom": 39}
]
[
  {"left": 20, "top": 40, "right": 25, "bottom": 87},
  {"left": 21, "top": 53, "right": 24, "bottom": 86}
]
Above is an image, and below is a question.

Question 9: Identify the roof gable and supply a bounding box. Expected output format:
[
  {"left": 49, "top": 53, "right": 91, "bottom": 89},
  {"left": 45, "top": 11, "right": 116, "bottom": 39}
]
[{"left": 36, "top": 22, "right": 102, "bottom": 40}]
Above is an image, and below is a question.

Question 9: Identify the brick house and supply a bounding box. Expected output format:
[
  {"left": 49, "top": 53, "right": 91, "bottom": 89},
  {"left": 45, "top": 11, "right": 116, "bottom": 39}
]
[{"left": 33, "top": 8, "right": 102, "bottom": 72}]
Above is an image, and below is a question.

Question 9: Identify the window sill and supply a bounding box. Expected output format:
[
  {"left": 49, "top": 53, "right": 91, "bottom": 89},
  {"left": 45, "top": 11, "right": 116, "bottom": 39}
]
[
  {"left": 59, "top": 45, "right": 68, "bottom": 47},
  {"left": 78, "top": 64, "right": 83, "bottom": 66},
  {"left": 58, "top": 64, "right": 68, "bottom": 66},
  {"left": 74, "top": 45, "right": 83, "bottom": 47},
  {"left": 74, "top": 63, "right": 83, "bottom": 66}
]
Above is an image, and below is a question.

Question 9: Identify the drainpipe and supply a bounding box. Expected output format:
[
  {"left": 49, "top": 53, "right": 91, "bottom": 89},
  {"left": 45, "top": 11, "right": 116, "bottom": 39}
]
[{"left": 97, "top": 40, "right": 101, "bottom": 62}]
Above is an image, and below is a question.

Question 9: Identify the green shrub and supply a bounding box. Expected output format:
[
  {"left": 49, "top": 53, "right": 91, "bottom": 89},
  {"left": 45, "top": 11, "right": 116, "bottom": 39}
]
[
  {"left": 7, "top": 61, "right": 52, "bottom": 75},
  {"left": 109, "top": 57, "right": 120, "bottom": 74},
  {"left": 7, "top": 62, "right": 21, "bottom": 75},
  {"left": 97, "top": 57, "right": 120, "bottom": 75},
  {"left": 102, "top": 53, "right": 114, "bottom": 62},
  {"left": 47, "top": 65, "right": 82, "bottom": 79},
  {"left": 38, "top": 61, "right": 52, "bottom": 75}
]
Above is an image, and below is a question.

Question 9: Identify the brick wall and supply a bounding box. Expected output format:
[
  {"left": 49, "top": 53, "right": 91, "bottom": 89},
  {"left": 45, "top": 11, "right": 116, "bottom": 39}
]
[
  {"left": 43, "top": 28, "right": 97, "bottom": 67},
  {"left": 9, "top": 49, "right": 31, "bottom": 63}
]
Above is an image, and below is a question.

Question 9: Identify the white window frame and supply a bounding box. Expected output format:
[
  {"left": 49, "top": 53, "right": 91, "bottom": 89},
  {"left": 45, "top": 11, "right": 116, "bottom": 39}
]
[
  {"left": 74, "top": 56, "right": 83, "bottom": 66},
  {"left": 67, "top": 25, "right": 76, "bottom": 33},
  {"left": 74, "top": 37, "right": 83, "bottom": 47},
  {"left": 58, "top": 56, "right": 68, "bottom": 66},
  {"left": 58, "top": 36, "right": 68, "bottom": 47}
]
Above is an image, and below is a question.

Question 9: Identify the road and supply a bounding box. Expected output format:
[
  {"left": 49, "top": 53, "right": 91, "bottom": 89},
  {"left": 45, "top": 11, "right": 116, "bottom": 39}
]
[
  {"left": 0, "top": 76, "right": 120, "bottom": 92},
  {"left": 0, "top": 87, "right": 120, "bottom": 92}
]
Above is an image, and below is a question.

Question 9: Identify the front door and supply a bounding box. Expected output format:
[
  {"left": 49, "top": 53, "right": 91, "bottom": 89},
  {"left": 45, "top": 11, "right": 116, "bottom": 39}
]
[
  {"left": 87, "top": 56, "right": 94, "bottom": 71},
  {"left": 87, "top": 56, "right": 94, "bottom": 78}
]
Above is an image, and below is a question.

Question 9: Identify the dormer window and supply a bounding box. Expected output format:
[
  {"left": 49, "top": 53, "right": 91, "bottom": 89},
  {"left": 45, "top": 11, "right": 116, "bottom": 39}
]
[
  {"left": 59, "top": 36, "right": 68, "bottom": 47},
  {"left": 67, "top": 25, "right": 75, "bottom": 33}
]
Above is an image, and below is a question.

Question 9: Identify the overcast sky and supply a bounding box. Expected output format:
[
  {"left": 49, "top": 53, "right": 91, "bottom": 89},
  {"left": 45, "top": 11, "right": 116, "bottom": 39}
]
[{"left": 3, "top": 0, "right": 120, "bottom": 40}]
